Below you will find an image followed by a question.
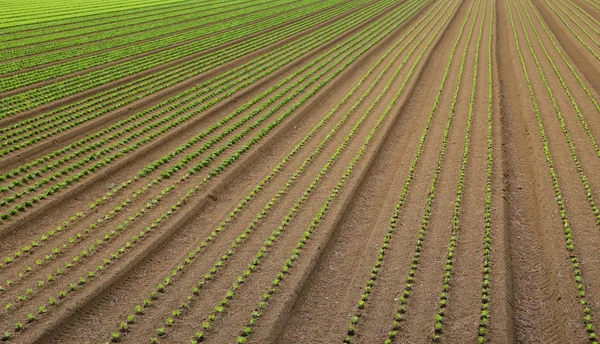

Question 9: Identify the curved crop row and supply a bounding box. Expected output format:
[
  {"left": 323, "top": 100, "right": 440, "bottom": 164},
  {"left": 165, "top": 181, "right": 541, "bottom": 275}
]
[
  {"left": 0, "top": 0, "right": 410, "bottom": 271},
  {"left": 0, "top": 0, "right": 244, "bottom": 45},
  {"left": 518, "top": 0, "right": 600, "bottom": 232},
  {"left": 507, "top": 0, "right": 597, "bottom": 341},
  {"left": 554, "top": 0, "right": 600, "bottom": 40},
  {"left": 0, "top": 0, "right": 294, "bottom": 69},
  {"left": 0, "top": 0, "right": 343, "bottom": 92},
  {"left": 338, "top": 1, "right": 472, "bottom": 342},
  {"left": 0, "top": 0, "right": 391, "bottom": 158},
  {"left": 517, "top": 0, "right": 600, "bottom": 263},
  {"left": 382, "top": 2, "right": 481, "bottom": 342},
  {"left": 0, "top": 0, "right": 254, "bottom": 53},
  {"left": 0, "top": 0, "right": 200, "bottom": 36},
  {"left": 0, "top": 0, "right": 371, "bottom": 118},
  {"left": 431, "top": 0, "right": 487, "bottom": 340},
  {"left": 542, "top": 0, "right": 600, "bottom": 62},
  {"left": 118, "top": 6, "right": 437, "bottom": 339},
  {"left": 0, "top": 0, "right": 186, "bottom": 29},
  {"left": 0, "top": 22, "right": 388, "bottom": 293},
  {"left": 105, "top": 8, "right": 421, "bottom": 336},
  {"left": 477, "top": 2, "right": 495, "bottom": 342},
  {"left": 0, "top": 2, "right": 422, "bottom": 333},
  {"left": 564, "top": 0, "right": 600, "bottom": 29},
  {"left": 0, "top": 0, "right": 379, "bottom": 220}
]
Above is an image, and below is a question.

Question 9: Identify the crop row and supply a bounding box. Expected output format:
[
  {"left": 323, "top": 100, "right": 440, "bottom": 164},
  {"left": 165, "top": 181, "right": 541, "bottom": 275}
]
[
  {"left": 0, "top": 0, "right": 210, "bottom": 38},
  {"left": 338, "top": 0, "right": 469, "bottom": 342},
  {"left": 0, "top": 0, "right": 387, "bottom": 158},
  {"left": 562, "top": 0, "right": 600, "bottom": 31},
  {"left": 0, "top": 2, "right": 372, "bottom": 218},
  {"left": 432, "top": 0, "right": 487, "bottom": 340},
  {"left": 0, "top": 0, "right": 331, "bottom": 87},
  {"left": 0, "top": 0, "right": 184, "bottom": 29},
  {"left": 383, "top": 2, "right": 480, "bottom": 342},
  {"left": 478, "top": 2, "right": 495, "bottom": 342},
  {"left": 241, "top": 4, "right": 463, "bottom": 344},
  {"left": 518, "top": 0, "right": 600, "bottom": 233},
  {"left": 1, "top": 0, "right": 176, "bottom": 20},
  {"left": 0, "top": 0, "right": 403, "bottom": 271},
  {"left": 0, "top": 19, "right": 384, "bottom": 289},
  {"left": 551, "top": 0, "right": 600, "bottom": 45},
  {"left": 0, "top": 0, "right": 246, "bottom": 50},
  {"left": 0, "top": 0, "right": 371, "bottom": 118},
  {"left": 543, "top": 0, "right": 600, "bottom": 62},
  {"left": 105, "top": 1, "right": 430, "bottom": 340},
  {"left": 555, "top": 0, "right": 600, "bottom": 40},
  {"left": 0, "top": 0, "right": 292, "bottom": 68},
  {"left": 583, "top": 0, "right": 600, "bottom": 11},
  {"left": 0, "top": 1, "right": 422, "bottom": 331},
  {"left": 507, "top": 0, "right": 597, "bottom": 341},
  {"left": 518, "top": 0, "right": 600, "bottom": 260},
  {"left": 531, "top": 1, "right": 600, "bottom": 137}
]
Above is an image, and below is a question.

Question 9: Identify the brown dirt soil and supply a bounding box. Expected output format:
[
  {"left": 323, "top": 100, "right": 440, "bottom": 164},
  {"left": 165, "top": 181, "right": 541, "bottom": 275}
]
[{"left": 5, "top": 0, "right": 600, "bottom": 343}]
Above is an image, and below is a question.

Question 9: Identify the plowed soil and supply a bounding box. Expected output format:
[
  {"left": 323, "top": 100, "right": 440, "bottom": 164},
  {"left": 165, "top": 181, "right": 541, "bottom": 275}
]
[{"left": 4, "top": 0, "right": 600, "bottom": 343}]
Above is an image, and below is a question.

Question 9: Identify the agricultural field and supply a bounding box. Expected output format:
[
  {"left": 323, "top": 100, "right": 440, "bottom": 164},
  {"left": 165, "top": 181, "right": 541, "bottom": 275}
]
[{"left": 3, "top": 0, "right": 600, "bottom": 342}]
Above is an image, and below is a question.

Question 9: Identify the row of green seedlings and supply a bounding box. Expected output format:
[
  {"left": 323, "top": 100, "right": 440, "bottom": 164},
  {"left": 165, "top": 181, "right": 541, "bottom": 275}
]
[
  {"left": 518, "top": 1, "right": 600, "bottom": 230},
  {"left": 432, "top": 0, "right": 487, "bottom": 340},
  {"left": 0, "top": 11, "right": 371, "bottom": 221},
  {"left": 0, "top": 15, "right": 349, "bottom": 213},
  {"left": 0, "top": 0, "right": 391, "bottom": 184},
  {"left": 478, "top": 1, "right": 494, "bottom": 341},
  {"left": 565, "top": 0, "right": 600, "bottom": 28},
  {"left": 534, "top": 0, "right": 600, "bottom": 138},
  {"left": 0, "top": 0, "right": 209, "bottom": 23},
  {"left": 0, "top": 15, "right": 293, "bottom": 151},
  {"left": 550, "top": 0, "right": 600, "bottom": 49},
  {"left": 0, "top": 36, "right": 372, "bottom": 299},
  {"left": 0, "top": 0, "right": 347, "bottom": 94},
  {"left": 339, "top": 0, "right": 470, "bottom": 341},
  {"left": 0, "top": 12, "right": 410, "bottom": 336},
  {"left": 0, "top": 0, "right": 351, "bottom": 136},
  {"left": 0, "top": 0, "right": 381, "bottom": 151},
  {"left": 0, "top": 0, "right": 326, "bottom": 86},
  {"left": 0, "top": 0, "right": 387, "bottom": 269},
  {"left": 583, "top": 0, "right": 600, "bottom": 11},
  {"left": 0, "top": 0, "right": 188, "bottom": 28},
  {"left": 507, "top": 1, "right": 598, "bottom": 341},
  {"left": 0, "top": 0, "right": 217, "bottom": 37},
  {"left": 534, "top": 0, "right": 600, "bottom": 156},
  {"left": 242, "top": 5, "right": 462, "bottom": 344},
  {"left": 0, "top": 0, "right": 368, "bottom": 117},
  {"left": 0, "top": 0, "right": 417, "bottom": 279},
  {"left": 0, "top": 0, "right": 246, "bottom": 47},
  {"left": 108, "top": 24, "right": 415, "bottom": 340},
  {"left": 542, "top": 0, "right": 600, "bottom": 61},
  {"left": 0, "top": 0, "right": 276, "bottom": 61},
  {"left": 1, "top": 0, "right": 305, "bottom": 76},
  {"left": 0, "top": 0, "right": 362, "bottom": 197},
  {"left": 0, "top": 0, "right": 414, "bottom": 292},
  {"left": 384, "top": 1, "right": 481, "bottom": 341},
  {"left": 128, "top": 3, "right": 431, "bottom": 342},
  {"left": 0, "top": 0, "right": 376, "bottom": 136},
  {"left": 556, "top": 0, "right": 600, "bottom": 39},
  {"left": 517, "top": 0, "right": 600, "bottom": 257},
  {"left": 0, "top": 0, "right": 173, "bottom": 22}
]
